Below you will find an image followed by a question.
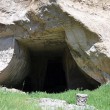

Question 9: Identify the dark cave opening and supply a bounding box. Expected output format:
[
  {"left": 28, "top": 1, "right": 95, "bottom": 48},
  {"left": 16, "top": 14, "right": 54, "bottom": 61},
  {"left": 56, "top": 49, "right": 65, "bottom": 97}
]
[
  {"left": 20, "top": 51, "right": 100, "bottom": 93},
  {"left": 22, "top": 55, "right": 68, "bottom": 93},
  {"left": 13, "top": 44, "right": 100, "bottom": 93},
  {"left": 43, "top": 58, "right": 67, "bottom": 93}
]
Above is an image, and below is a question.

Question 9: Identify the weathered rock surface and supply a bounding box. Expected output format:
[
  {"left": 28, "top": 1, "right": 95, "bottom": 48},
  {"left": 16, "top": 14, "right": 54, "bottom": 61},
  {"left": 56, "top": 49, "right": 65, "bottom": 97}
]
[
  {"left": 35, "top": 98, "right": 96, "bottom": 110},
  {"left": 0, "top": 86, "right": 25, "bottom": 94},
  {"left": 0, "top": 0, "right": 110, "bottom": 88}
]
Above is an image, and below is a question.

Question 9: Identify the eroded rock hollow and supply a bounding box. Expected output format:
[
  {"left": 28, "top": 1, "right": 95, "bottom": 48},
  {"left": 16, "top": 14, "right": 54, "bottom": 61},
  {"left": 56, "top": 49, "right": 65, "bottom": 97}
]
[{"left": 0, "top": 0, "right": 110, "bottom": 92}]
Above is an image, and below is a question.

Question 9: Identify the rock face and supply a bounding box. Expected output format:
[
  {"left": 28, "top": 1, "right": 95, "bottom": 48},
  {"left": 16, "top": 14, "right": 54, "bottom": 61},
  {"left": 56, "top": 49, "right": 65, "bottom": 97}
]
[
  {"left": 0, "top": 37, "right": 29, "bottom": 87},
  {"left": 0, "top": 0, "right": 110, "bottom": 91}
]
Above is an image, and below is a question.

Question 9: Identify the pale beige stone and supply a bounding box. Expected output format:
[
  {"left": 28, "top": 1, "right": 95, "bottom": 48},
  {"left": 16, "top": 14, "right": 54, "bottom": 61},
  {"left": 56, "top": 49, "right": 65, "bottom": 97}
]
[{"left": 0, "top": 0, "right": 110, "bottom": 88}]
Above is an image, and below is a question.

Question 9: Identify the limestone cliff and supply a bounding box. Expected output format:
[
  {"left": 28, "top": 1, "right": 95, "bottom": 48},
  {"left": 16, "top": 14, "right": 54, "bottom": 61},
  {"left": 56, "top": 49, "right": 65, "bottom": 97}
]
[{"left": 0, "top": 0, "right": 110, "bottom": 89}]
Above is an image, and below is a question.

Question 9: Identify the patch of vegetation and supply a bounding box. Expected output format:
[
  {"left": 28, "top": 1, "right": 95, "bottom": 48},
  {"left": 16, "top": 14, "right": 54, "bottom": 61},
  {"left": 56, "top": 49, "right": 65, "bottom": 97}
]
[
  {"left": 0, "top": 90, "right": 41, "bottom": 110},
  {"left": 0, "top": 84, "right": 110, "bottom": 110},
  {"left": 30, "top": 83, "right": 110, "bottom": 110}
]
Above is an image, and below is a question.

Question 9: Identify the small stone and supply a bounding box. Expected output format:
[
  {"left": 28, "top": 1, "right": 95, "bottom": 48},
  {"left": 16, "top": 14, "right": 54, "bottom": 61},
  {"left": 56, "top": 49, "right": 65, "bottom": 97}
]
[{"left": 76, "top": 93, "right": 88, "bottom": 106}]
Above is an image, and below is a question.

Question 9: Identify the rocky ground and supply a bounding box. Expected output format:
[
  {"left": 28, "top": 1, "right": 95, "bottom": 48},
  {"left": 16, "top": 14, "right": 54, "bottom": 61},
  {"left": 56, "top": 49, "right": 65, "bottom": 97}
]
[
  {"left": 0, "top": 86, "right": 25, "bottom": 94},
  {"left": 36, "top": 98, "right": 96, "bottom": 110}
]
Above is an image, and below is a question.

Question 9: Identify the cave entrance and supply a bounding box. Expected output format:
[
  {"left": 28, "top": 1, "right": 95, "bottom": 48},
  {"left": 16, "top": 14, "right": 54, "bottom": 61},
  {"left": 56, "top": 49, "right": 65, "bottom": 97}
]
[
  {"left": 21, "top": 48, "right": 100, "bottom": 93},
  {"left": 16, "top": 37, "right": 100, "bottom": 93},
  {"left": 23, "top": 52, "right": 68, "bottom": 93},
  {"left": 43, "top": 57, "right": 67, "bottom": 93}
]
